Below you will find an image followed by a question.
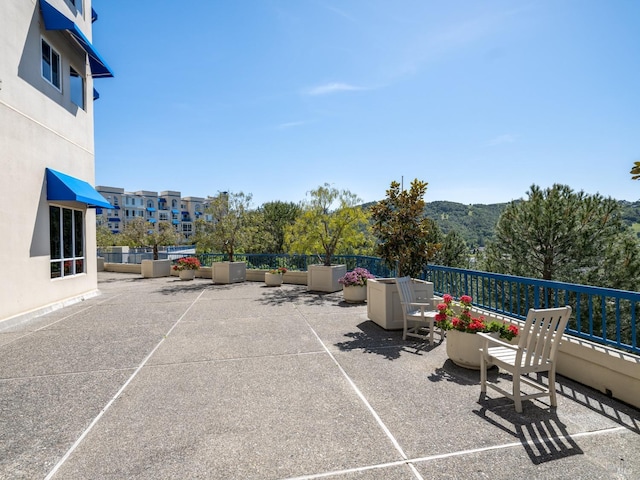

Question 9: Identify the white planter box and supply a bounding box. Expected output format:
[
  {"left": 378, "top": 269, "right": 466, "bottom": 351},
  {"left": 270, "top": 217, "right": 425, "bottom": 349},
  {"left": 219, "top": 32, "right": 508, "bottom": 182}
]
[
  {"left": 264, "top": 272, "right": 284, "bottom": 287},
  {"left": 366, "top": 278, "right": 434, "bottom": 330},
  {"left": 213, "top": 261, "right": 246, "bottom": 284},
  {"left": 141, "top": 259, "right": 171, "bottom": 278},
  {"left": 307, "top": 264, "right": 346, "bottom": 293}
]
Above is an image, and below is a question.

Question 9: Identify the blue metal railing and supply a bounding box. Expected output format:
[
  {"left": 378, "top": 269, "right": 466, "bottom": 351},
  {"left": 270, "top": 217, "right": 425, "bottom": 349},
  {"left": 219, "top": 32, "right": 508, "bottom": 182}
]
[
  {"left": 425, "top": 265, "right": 640, "bottom": 355},
  {"left": 97, "top": 250, "right": 394, "bottom": 277}
]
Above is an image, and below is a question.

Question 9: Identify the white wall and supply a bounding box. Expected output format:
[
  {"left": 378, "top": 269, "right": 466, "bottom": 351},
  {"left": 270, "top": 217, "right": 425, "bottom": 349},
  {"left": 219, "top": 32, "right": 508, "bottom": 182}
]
[{"left": 0, "top": 0, "right": 101, "bottom": 324}]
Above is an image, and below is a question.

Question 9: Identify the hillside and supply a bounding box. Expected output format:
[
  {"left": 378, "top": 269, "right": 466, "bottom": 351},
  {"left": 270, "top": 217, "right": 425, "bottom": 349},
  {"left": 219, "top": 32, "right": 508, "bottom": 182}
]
[{"left": 364, "top": 199, "right": 640, "bottom": 249}]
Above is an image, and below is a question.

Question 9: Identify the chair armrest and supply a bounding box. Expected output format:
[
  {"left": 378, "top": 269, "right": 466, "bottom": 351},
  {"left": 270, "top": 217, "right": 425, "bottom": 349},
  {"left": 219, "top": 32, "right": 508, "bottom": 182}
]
[{"left": 477, "top": 332, "right": 517, "bottom": 350}]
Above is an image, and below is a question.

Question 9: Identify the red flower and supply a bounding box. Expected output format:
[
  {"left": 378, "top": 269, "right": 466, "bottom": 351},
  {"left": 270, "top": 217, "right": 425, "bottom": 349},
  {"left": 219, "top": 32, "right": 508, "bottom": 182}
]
[
  {"left": 508, "top": 325, "right": 519, "bottom": 336},
  {"left": 437, "top": 303, "right": 448, "bottom": 312},
  {"left": 443, "top": 294, "right": 453, "bottom": 304},
  {"left": 435, "top": 313, "right": 446, "bottom": 322},
  {"left": 460, "top": 295, "right": 473, "bottom": 304}
]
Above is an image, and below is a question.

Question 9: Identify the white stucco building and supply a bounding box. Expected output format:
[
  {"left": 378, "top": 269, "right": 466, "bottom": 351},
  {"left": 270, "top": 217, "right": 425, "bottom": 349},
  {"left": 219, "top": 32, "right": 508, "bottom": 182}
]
[{"left": 0, "top": 0, "right": 113, "bottom": 326}]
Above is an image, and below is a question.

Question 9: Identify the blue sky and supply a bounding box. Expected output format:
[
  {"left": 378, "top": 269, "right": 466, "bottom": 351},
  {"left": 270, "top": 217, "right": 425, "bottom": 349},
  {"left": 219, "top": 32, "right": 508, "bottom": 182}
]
[{"left": 92, "top": 0, "right": 640, "bottom": 207}]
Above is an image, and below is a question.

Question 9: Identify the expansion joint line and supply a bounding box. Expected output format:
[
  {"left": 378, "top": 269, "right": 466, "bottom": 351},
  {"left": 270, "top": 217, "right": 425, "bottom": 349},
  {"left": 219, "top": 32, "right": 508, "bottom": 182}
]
[
  {"left": 44, "top": 290, "right": 206, "bottom": 480},
  {"left": 295, "top": 307, "right": 424, "bottom": 480}
]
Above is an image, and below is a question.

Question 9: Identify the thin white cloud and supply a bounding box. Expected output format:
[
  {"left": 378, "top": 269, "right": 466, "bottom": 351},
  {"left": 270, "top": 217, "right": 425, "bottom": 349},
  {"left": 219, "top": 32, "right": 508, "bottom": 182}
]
[
  {"left": 304, "top": 82, "right": 365, "bottom": 96},
  {"left": 276, "top": 121, "right": 307, "bottom": 130},
  {"left": 485, "top": 134, "right": 518, "bottom": 147}
]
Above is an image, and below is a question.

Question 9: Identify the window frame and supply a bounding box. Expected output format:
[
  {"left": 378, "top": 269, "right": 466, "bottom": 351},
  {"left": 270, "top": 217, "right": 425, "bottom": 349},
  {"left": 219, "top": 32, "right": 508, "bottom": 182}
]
[
  {"left": 69, "top": 65, "right": 85, "bottom": 109},
  {"left": 49, "top": 204, "right": 86, "bottom": 279},
  {"left": 41, "top": 37, "right": 62, "bottom": 91}
]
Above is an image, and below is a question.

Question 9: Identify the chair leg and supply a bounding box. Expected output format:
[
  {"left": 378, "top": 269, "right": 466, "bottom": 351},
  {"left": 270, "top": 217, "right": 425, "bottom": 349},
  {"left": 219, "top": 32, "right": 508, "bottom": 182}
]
[
  {"left": 480, "top": 355, "right": 487, "bottom": 392},
  {"left": 403, "top": 318, "right": 408, "bottom": 341},
  {"left": 549, "top": 365, "right": 558, "bottom": 407},
  {"left": 429, "top": 319, "right": 434, "bottom": 346},
  {"left": 513, "top": 375, "right": 523, "bottom": 413}
]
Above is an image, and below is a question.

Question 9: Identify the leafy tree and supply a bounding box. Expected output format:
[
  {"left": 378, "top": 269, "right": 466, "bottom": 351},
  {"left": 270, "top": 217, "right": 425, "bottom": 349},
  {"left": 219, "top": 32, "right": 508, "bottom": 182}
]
[
  {"left": 371, "top": 179, "right": 441, "bottom": 277},
  {"left": 484, "top": 184, "right": 627, "bottom": 284},
  {"left": 254, "top": 201, "right": 301, "bottom": 253},
  {"left": 195, "top": 191, "right": 253, "bottom": 262},
  {"left": 96, "top": 224, "right": 117, "bottom": 247},
  {"left": 121, "top": 218, "right": 182, "bottom": 260},
  {"left": 284, "top": 184, "right": 371, "bottom": 266}
]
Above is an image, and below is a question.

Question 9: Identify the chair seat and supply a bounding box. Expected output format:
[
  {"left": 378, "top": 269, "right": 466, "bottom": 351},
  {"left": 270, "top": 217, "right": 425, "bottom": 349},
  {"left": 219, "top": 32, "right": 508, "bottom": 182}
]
[
  {"left": 486, "top": 346, "right": 552, "bottom": 372},
  {"left": 407, "top": 310, "right": 438, "bottom": 320}
]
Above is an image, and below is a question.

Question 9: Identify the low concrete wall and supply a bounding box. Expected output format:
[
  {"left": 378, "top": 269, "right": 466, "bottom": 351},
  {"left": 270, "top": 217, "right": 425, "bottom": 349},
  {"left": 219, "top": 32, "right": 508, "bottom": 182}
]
[
  {"left": 246, "top": 269, "right": 307, "bottom": 285},
  {"left": 104, "top": 263, "right": 141, "bottom": 274}
]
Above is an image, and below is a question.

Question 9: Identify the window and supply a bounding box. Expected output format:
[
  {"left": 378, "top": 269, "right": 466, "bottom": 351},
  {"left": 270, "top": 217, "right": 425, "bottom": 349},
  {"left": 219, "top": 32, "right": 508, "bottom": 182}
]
[
  {"left": 70, "top": 67, "right": 84, "bottom": 109},
  {"left": 74, "top": 0, "right": 83, "bottom": 15},
  {"left": 41, "top": 39, "right": 61, "bottom": 90},
  {"left": 49, "top": 205, "right": 85, "bottom": 278}
]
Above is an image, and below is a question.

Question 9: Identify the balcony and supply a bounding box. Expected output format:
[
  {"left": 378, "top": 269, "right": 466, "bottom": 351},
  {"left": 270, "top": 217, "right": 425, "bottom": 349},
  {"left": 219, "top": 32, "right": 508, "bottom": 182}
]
[{"left": 1, "top": 269, "right": 638, "bottom": 478}]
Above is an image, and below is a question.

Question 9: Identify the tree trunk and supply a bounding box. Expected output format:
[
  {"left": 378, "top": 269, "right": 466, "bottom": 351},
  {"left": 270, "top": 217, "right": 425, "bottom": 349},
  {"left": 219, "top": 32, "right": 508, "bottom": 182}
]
[{"left": 153, "top": 244, "right": 159, "bottom": 261}]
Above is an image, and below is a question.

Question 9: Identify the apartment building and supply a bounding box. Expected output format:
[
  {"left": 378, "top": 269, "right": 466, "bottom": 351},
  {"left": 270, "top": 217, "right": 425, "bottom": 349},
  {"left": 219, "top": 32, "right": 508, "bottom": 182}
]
[
  {"left": 95, "top": 188, "right": 210, "bottom": 241},
  {"left": 0, "top": 0, "right": 113, "bottom": 325}
]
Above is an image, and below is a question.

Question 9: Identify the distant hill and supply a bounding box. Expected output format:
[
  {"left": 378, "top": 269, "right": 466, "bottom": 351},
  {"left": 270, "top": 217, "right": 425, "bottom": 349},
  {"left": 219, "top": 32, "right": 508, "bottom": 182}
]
[
  {"left": 364, "top": 199, "right": 640, "bottom": 248},
  {"left": 424, "top": 201, "right": 507, "bottom": 248}
]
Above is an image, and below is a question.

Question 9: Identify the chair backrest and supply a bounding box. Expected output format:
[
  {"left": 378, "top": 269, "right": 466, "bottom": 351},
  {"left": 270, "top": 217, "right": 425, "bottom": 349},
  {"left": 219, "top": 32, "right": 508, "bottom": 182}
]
[
  {"left": 517, "top": 306, "right": 572, "bottom": 368},
  {"left": 395, "top": 276, "right": 415, "bottom": 314}
]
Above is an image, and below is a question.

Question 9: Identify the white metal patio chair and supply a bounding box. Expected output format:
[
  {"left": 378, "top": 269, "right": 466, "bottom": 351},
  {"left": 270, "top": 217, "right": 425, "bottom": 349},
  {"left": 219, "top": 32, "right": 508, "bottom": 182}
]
[
  {"left": 479, "top": 306, "right": 572, "bottom": 413},
  {"left": 395, "top": 276, "right": 444, "bottom": 346}
]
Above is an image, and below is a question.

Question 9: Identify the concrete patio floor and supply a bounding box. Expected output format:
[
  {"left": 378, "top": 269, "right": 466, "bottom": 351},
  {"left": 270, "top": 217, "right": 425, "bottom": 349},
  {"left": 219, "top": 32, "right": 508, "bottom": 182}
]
[{"left": 1, "top": 272, "right": 638, "bottom": 479}]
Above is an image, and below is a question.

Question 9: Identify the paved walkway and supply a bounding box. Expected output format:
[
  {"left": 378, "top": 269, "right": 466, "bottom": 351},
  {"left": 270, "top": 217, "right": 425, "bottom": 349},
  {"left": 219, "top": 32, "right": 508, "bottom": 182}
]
[{"left": 1, "top": 272, "right": 639, "bottom": 479}]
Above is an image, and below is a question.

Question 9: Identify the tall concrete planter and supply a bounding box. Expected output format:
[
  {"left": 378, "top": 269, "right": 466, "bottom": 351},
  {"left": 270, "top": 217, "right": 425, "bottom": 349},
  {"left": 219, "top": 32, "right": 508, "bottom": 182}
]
[
  {"left": 366, "top": 278, "right": 434, "bottom": 330},
  {"left": 213, "top": 261, "right": 246, "bottom": 284},
  {"left": 141, "top": 259, "right": 171, "bottom": 278},
  {"left": 307, "top": 264, "right": 346, "bottom": 293}
]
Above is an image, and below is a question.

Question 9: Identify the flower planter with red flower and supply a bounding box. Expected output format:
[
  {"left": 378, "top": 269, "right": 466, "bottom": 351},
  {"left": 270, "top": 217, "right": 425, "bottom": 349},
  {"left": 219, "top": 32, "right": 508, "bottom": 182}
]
[
  {"left": 436, "top": 294, "right": 519, "bottom": 370},
  {"left": 172, "top": 257, "right": 201, "bottom": 281}
]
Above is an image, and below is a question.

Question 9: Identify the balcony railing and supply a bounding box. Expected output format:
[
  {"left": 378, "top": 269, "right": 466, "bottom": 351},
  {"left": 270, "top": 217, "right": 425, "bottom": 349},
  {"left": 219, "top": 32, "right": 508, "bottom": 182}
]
[{"left": 425, "top": 265, "right": 639, "bottom": 355}]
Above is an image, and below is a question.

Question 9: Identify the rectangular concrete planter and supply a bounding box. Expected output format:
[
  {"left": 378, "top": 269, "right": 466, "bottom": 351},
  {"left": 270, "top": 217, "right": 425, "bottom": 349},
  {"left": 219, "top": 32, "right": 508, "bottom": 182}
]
[
  {"left": 307, "top": 264, "right": 346, "bottom": 293},
  {"left": 141, "top": 259, "right": 171, "bottom": 278},
  {"left": 213, "top": 261, "right": 246, "bottom": 284},
  {"left": 366, "top": 278, "right": 434, "bottom": 330}
]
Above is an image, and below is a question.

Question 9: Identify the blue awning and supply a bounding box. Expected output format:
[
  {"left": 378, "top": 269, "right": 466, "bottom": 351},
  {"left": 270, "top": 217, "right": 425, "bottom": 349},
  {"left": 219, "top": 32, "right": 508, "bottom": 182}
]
[
  {"left": 172, "top": 220, "right": 180, "bottom": 225},
  {"left": 146, "top": 207, "right": 156, "bottom": 212},
  {"left": 93, "top": 88, "right": 100, "bottom": 100},
  {"left": 46, "top": 168, "right": 112, "bottom": 208},
  {"left": 148, "top": 218, "right": 157, "bottom": 224},
  {"left": 171, "top": 209, "right": 180, "bottom": 214},
  {"left": 108, "top": 217, "right": 120, "bottom": 222},
  {"left": 39, "top": 0, "right": 114, "bottom": 78}
]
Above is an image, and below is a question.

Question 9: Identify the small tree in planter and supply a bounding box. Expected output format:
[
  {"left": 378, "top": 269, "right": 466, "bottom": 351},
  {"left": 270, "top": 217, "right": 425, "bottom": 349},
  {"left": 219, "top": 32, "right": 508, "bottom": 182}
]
[
  {"left": 121, "top": 218, "right": 182, "bottom": 261},
  {"left": 367, "top": 179, "right": 441, "bottom": 329},
  {"left": 121, "top": 218, "right": 182, "bottom": 278},
  {"left": 371, "top": 179, "right": 441, "bottom": 277},
  {"left": 285, "top": 184, "right": 371, "bottom": 292},
  {"left": 195, "top": 191, "right": 253, "bottom": 283}
]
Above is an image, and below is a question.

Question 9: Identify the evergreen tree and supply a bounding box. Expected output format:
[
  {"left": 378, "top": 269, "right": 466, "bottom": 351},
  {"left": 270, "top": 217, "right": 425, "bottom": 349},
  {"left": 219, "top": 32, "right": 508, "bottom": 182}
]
[{"left": 484, "top": 184, "right": 636, "bottom": 288}]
